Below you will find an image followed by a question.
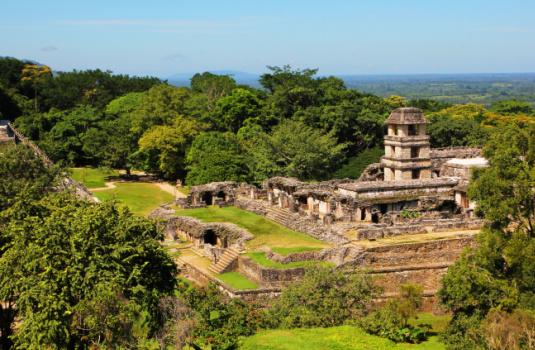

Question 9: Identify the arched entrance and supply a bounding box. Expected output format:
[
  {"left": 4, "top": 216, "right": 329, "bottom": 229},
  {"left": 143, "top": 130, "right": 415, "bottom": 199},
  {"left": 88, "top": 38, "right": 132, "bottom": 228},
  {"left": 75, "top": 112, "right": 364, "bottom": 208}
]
[
  {"left": 201, "top": 192, "right": 213, "bottom": 205},
  {"left": 203, "top": 229, "right": 217, "bottom": 246}
]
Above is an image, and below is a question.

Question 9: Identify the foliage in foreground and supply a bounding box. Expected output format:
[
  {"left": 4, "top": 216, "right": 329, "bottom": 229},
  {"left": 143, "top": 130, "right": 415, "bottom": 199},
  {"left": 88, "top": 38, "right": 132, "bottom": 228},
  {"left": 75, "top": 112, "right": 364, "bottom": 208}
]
[
  {"left": 438, "top": 124, "right": 535, "bottom": 350},
  {"left": 268, "top": 267, "right": 378, "bottom": 328},
  {"left": 0, "top": 195, "right": 177, "bottom": 349},
  {"left": 360, "top": 284, "right": 431, "bottom": 343},
  {"left": 240, "top": 326, "right": 446, "bottom": 350}
]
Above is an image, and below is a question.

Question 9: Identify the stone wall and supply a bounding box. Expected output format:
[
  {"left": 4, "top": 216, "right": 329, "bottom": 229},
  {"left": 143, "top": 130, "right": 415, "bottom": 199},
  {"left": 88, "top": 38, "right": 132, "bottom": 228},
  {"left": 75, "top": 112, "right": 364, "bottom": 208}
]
[
  {"left": 358, "top": 237, "right": 475, "bottom": 268},
  {"left": 238, "top": 256, "right": 306, "bottom": 288}
]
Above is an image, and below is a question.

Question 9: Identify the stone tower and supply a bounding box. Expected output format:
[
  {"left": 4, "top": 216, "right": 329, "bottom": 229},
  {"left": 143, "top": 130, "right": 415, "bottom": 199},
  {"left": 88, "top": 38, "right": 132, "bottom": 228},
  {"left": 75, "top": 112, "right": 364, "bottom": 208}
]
[{"left": 382, "top": 107, "right": 431, "bottom": 181}]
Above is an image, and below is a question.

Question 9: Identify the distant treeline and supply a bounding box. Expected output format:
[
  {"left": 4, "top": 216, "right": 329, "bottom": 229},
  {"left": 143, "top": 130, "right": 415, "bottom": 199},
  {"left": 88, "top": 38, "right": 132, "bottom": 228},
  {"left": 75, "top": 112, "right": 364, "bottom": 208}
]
[{"left": 1, "top": 57, "right": 534, "bottom": 185}]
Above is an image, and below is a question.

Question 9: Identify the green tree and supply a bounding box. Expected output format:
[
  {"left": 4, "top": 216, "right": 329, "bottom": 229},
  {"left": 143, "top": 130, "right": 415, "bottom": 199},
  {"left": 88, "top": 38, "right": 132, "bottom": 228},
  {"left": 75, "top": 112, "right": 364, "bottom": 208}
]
[
  {"left": 137, "top": 116, "right": 203, "bottom": 179},
  {"left": 428, "top": 116, "right": 490, "bottom": 147},
  {"left": 0, "top": 195, "right": 176, "bottom": 349},
  {"left": 186, "top": 132, "right": 249, "bottom": 185},
  {"left": 39, "top": 105, "right": 103, "bottom": 165},
  {"left": 0, "top": 144, "right": 60, "bottom": 212},
  {"left": 131, "top": 84, "right": 192, "bottom": 136},
  {"left": 491, "top": 99, "right": 534, "bottom": 115},
  {"left": 439, "top": 124, "right": 535, "bottom": 349},
  {"left": 240, "top": 119, "right": 347, "bottom": 181},
  {"left": 190, "top": 72, "right": 236, "bottom": 112},
  {"left": 20, "top": 64, "right": 52, "bottom": 111},
  {"left": 212, "top": 88, "right": 262, "bottom": 132}
]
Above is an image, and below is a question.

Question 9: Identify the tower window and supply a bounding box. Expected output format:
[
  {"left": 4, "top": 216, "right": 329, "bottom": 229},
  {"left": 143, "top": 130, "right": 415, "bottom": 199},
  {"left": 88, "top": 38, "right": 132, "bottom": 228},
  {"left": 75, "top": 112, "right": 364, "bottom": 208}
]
[
  {"left": 412, "top": 169, "right": 420, "bottom": 179},
  {"left": 408, "top": 125, "right": 418, "bottom": 136},
  {"left": 411, "top": 147, "right": 419, "bottom": 158}
]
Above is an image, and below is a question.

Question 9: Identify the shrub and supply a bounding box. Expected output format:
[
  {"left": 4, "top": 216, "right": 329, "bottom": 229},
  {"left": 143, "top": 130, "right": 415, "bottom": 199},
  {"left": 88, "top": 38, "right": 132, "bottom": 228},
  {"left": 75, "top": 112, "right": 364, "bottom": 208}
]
[
  {"left": 268, "top": 267, "right": 378, "bottom": 328},
  {"left": 482, "top": 309, "right": 535, "bottom": 350},
  {"left": 360, "top": 284, "right": 432, "bottom": 343}
]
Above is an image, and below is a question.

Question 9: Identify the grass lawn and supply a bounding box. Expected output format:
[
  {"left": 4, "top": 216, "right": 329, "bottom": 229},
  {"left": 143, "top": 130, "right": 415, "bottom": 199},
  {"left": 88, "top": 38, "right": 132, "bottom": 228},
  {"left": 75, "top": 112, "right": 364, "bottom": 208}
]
[
  {"left": 240, "top": 326, "right": 446, "bottom": 350},
  {"left": 70, "top": 167, "right": 119, "bottom": 188},
  {"left": 94, "top": 182, "right": 173, "bottom": 216},
  {"left": 246, "top": 252, "right": 334, "bottom": 269},
  {"left": 177, "top": 185, "right": 190, "bottom": 196},
  {"left": 175, "top": 206, "right": 329, "bottom": 250},
  {"left": 217, "top": 272, "right": 258, "bottom": 290},
  {"left": 271, "top": 247, "right": 323, "bottom": 256},
  {"left": 410, "top": 313, "right": 451, "bottom": 333}
]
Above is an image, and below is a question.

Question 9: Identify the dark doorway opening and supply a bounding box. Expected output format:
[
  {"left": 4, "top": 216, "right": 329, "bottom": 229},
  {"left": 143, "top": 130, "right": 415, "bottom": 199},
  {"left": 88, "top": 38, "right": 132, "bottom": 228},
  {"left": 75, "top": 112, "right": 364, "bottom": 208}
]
[
  {"left": 360, "top": 208, "right": 366, "bottom": 221},
  {"left": 372, "top": 212, "right": 379, "bottom": 223},
  {"left": 216, "top": 191, "right": 225, "bottom": 200},
  {"left": 201, "top": 192, "right": 213, "bottom": 205},
  {"left": 380, "top": 204, "right": 388, "bottom": 214},
  {"left": 412, "top": 169, "right": 421, "bottom": 180},
  {"left": 203, "top": 229, "right": 217, "bottom": 245}
]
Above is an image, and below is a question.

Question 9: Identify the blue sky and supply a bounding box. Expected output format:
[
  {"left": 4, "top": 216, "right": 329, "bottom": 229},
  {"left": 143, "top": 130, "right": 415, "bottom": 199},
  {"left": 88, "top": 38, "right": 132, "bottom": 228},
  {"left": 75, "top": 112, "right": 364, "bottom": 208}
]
[{"left": 1, "top": 0, "right": 534, "bottom": 77}]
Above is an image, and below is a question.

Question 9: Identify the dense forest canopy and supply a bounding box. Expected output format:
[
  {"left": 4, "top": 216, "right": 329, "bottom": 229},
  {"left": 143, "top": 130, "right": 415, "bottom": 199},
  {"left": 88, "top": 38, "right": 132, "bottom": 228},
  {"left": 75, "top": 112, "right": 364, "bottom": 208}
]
[{"left": 1, "top": 56, "right": 534, "bottom": 184}]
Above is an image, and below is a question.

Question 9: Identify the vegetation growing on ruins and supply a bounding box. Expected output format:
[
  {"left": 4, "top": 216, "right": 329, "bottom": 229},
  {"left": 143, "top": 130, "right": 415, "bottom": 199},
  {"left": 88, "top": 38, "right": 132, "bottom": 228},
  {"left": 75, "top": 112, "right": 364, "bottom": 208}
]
[
  {"left": 246, "top": 252, "right": 334, "bottom": 270},
  {"left": 217, "top": 272, "right": 259, "bottom": 290},
  {"left": 175, "top": 206, "right": 329, "bottom": 250}
]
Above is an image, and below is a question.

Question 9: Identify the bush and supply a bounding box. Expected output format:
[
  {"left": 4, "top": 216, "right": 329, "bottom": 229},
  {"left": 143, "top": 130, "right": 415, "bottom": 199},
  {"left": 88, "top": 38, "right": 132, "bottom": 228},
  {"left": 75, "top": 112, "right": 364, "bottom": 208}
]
[
  {"left": 360, "top": 284, "right": 432, "bottom": 343},
  {"left": 268, "top": 267, "right": 378, "bottom": 328},
  {"left": 482, "top": 309, "right": 535, "bottom": 350}
]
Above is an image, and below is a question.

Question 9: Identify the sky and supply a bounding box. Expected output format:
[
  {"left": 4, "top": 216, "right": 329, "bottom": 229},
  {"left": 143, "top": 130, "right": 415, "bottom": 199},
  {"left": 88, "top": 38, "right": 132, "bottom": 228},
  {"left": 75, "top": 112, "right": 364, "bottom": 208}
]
[{"left": 1, "top": 0, "right": 534, "bottom": 78}]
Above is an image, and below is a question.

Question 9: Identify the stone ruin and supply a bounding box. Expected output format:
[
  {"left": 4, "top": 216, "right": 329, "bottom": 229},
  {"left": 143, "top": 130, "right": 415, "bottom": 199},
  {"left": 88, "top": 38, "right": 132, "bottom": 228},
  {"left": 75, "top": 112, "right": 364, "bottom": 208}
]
[
  {"left": 169, "top": 108, "right": 488, "bottom": 307},
  {"left": 181, "top": 181, "right": 239, "bottom": 208}
]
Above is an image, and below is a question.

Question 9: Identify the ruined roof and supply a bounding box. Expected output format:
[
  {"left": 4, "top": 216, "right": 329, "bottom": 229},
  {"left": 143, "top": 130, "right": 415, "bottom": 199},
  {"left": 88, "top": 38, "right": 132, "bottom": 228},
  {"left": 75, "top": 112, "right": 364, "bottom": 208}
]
[
  {"left": 338, "top": 177, "right": 459, "bottom": 193},
  {"left": 190, "top": 181, "right": 238, "bottom": 194},
  {"left": 263, "top": 177, "right": 305, "bottom": 189},
  {"left": 385, "top": 107, "right": 428, "bottom": 125},
  {"left": 430, "top": 147, "right": 482, "bottom": 160},
  {"left": 446, "top": 157, "right": 488, "bottom": 167}
]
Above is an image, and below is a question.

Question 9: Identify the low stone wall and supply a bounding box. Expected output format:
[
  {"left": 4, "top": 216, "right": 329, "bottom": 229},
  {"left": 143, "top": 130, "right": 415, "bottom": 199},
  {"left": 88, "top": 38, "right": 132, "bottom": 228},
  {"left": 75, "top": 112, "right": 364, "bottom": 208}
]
[
  {"left": 358, "top": 225, "right": 428, "bottom": 240},
  {"left": 179, "top": 258, "right": 281, "bottom": 303},
  {"left": 238, "top": 256, "right": 306, "bottom": 288},
  {"left": 264, "top": 246, "right": 364, "bottom": 266},
  {"left": 359, "top": 237, "right": 475, "bottom": 268},
  {"left": 356, "top": 218, "right": 482, "bottom": 240},
  {"left": 235, "top": 197, "right": 267, "bottom": 216}
]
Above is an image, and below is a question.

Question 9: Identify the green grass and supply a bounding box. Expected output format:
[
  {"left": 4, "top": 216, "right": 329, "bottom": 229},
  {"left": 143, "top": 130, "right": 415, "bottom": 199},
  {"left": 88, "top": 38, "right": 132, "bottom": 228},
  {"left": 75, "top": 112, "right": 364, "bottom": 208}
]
[
  {"left": 177, "top": 185, "right": 190, "bottom": 196},
  {"left": 94, "top": 182, "right": 173, "bottom": 216},
  {"left": 409, "top": 313, "right": 451, "bottom": 333},
  {"left": 70, "top": 167, "right": 119, "bottom": 188},
  {"left": 175, "top": 206, "right": 329, "bottom": 250},
  {"left": 246, "top": 252, "right": 334, "bottom": 270},
  {"left": 240, "top": 325, "right": 445, "bottom": 350},
  {"left": 217, "top": 272, "right": 258, "bottom": 290},
  {"left": 271, "top": 247, "right": 323, "bottom": 256}
]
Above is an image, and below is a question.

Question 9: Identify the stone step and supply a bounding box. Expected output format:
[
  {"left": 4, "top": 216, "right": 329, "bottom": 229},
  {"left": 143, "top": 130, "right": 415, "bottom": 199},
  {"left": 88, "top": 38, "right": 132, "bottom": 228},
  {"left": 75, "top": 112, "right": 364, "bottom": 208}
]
[{"left": 208, "top": 249, "right": 239, "bottom": 274}]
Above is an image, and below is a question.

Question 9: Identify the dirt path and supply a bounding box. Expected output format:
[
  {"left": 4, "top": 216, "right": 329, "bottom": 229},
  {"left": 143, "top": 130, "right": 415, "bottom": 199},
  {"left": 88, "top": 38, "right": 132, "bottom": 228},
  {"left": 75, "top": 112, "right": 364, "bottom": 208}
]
[
  {"left": 156, "top": 182, "right": 186, "bottom": 198},
  {"left": 89, "top": 181, "right": 117, "bottom": 192},
  {"left": 89, "top": 180, "right": 186, "bottom": 199}
]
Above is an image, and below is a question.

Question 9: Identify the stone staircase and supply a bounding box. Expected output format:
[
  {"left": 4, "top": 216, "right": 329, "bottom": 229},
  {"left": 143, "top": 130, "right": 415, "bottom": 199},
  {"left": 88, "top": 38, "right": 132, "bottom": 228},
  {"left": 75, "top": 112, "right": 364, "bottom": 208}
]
[
  {"left": 266, "top": 206, "right": 297, "bottom": 227},
  {"left": 208, "top": 248, "right": 240, "bottom": 275}
]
